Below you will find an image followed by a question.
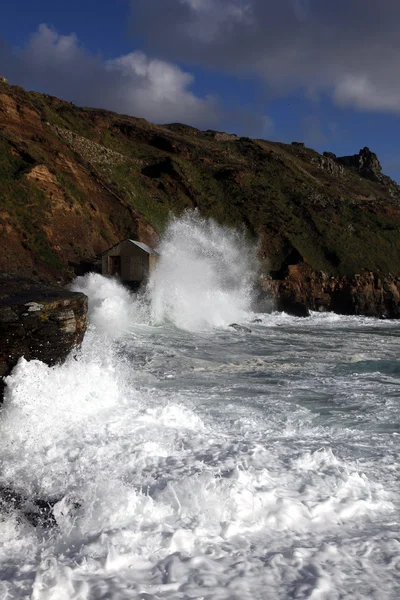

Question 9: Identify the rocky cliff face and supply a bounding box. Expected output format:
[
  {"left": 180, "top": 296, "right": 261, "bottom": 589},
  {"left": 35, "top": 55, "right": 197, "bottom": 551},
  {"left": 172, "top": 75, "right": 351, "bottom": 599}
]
[
  {"left": 0, "top": 276, "right": 87, "bottom": 400},
  {"left": 337, "top": 146, "right": 383, "bottom": 181},
  {"left": 1, "top": 81, "right": 400, "bottom": 317},
  {"left": 262, "top": 264, "right": 400, "bottom": 318}
]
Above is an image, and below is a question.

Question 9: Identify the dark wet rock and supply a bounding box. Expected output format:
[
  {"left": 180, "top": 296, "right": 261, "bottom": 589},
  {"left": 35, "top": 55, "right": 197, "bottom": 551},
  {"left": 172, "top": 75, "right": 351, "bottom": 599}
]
[
  {"left": 229, "top": 323, "right": 252, "bottom": 333},
  {"left": 277, "top": 298, "right": 310, "bottom": 318},
  {"left": 252, "top": 318, "right": 263, "bottom": 324},
  {"left": 0, "top": 276, "right": 87, "bottom": 400},
  {"left": 0, "top": 484, "right": 82, "bottom": 528},
  {"left": 0, "top": 485, "right": 59, "bottom": 528}
]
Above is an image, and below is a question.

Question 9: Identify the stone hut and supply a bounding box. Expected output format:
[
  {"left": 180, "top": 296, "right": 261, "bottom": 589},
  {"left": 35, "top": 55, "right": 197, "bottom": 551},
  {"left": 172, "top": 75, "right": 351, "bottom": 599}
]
[{"left": 102, "top": 240, "right": 159, "bottom": 286}]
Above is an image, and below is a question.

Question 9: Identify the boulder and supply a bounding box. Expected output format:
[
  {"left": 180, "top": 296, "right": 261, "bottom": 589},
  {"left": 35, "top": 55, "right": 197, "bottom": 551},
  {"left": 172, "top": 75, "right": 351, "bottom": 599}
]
[
  {"left": 0, "top": 282, "right": 87, "bottom": 400},
  {"left": 277, "top": 298, "right": 310, "bottom": 318}
]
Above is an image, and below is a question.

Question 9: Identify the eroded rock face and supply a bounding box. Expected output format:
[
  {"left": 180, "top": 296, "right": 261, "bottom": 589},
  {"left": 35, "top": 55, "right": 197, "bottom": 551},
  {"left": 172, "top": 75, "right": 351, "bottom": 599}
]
[
  {"left": 337, "top": 147, "right": 382, "bottom": 181},
  {"left": 314, "top": 154, "right": 345, "bottom": 177},
  {"left": 262, "top": 263, "right": 400, "bottom": 318},
  {"left": 0, "top": 286, "right": 87, "bottom": 400}
]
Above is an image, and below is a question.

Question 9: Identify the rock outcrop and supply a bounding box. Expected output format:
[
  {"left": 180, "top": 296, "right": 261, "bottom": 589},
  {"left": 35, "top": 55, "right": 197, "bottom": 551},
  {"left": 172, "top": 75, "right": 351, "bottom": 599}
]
[
  {"left": 263, "top": 263, "right": 400, "bottom": 318},
  {"left": 337, "top": 146, "right": 383, "bottom": 181},
  {"left": 314, "top": 154, "right": 344, "bottom": 177},
  {"left": 0, "top": 277, "right": 87, "bottom": 400},
  {"left": 213, "top": 131, "right": 239, "bottom": 142}
]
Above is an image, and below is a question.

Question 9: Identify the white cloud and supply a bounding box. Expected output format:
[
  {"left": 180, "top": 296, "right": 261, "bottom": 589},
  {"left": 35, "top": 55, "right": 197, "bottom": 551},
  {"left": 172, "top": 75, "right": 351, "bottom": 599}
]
[
  {"left": 105, "top": 51, "right": 215, "bottom": 123},
  {"left": 0, "top": 24, "right": 219, "bottom": 127},
  {"left": 132, "top": 0, "right": 400, "bottom": 115},
  {"left": 333, "top": 75, "right": 400, "bottom": 113}
]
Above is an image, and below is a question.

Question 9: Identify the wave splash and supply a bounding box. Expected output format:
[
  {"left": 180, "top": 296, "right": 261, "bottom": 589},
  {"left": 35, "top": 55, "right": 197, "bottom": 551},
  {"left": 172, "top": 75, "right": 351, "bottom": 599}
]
[
  {"left": 71, "top": 212, "right": 258, "bottom": 333},
  {"left": 148, "top": 211, "right": 258, "bottom": 330}
]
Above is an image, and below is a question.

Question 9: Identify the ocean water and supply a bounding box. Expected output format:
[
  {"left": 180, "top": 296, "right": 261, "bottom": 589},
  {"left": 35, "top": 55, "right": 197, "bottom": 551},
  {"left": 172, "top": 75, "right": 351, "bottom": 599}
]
[{"left": 0, "top": 214, "right": 399, "bottom": 599}]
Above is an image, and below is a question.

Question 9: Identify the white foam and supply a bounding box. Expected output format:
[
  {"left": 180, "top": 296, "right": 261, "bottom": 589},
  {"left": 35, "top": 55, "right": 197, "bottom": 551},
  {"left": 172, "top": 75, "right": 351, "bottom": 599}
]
[{"left": 0, "top": 216, "right": 399, "bottom": 599}]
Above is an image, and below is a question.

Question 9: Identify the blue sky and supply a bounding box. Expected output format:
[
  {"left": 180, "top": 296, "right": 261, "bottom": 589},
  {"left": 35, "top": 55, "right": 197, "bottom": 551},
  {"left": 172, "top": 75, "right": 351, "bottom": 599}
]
[{"left": 2, "top": 0, "right": 400, "bottom": 181}]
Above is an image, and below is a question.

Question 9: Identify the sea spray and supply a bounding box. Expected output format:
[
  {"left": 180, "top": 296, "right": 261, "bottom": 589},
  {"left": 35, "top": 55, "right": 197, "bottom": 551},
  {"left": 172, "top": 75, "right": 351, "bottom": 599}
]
[
  {"left": 71, "top": 272, "right": 150, "bottom": 337},
  {"left": 148, "top": 211, "right": 258, "bottom": 330},
  {"left": 71, "top": 213, "right": 259, "bottom": 333}
]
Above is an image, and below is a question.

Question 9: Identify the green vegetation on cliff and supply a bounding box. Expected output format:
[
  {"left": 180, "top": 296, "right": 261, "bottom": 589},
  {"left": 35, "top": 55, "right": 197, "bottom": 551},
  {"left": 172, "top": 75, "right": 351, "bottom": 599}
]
[{"left": 1, "top": 79, "right": 400, "bottom": 282}]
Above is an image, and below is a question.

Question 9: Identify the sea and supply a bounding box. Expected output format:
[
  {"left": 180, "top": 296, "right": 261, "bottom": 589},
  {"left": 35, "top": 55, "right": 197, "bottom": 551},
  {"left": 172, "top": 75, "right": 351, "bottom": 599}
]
[{"left": 0, "top": 213, "right": 399, "bottom": 599}]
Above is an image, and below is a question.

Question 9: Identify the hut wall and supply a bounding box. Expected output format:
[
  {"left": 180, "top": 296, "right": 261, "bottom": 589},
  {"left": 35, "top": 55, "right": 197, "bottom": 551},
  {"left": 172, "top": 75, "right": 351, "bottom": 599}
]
[
  {"left": 102, "top": 241, "right": 157, "bottom": 282},
  {"left": 120, "top": 241, "right": 149, "bottom": 281}
]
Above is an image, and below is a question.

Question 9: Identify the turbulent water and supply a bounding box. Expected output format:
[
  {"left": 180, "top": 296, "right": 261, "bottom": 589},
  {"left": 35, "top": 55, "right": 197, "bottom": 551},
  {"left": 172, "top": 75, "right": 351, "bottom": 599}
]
[{"left": 0, "top": 214, "right": 399, "bottom": 599}]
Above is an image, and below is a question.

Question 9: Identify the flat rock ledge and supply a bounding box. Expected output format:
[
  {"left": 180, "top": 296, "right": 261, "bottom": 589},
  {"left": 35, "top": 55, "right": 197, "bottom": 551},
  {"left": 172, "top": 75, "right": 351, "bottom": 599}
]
[{"left": 0, "top": 287, "right": 87, "bottom": 400}]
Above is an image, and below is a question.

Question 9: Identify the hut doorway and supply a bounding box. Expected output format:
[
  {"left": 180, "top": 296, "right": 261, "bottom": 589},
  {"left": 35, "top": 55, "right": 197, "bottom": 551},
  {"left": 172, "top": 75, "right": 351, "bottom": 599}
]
[{"left": 109, "top": 255, "right": 121, "bottom": 276}]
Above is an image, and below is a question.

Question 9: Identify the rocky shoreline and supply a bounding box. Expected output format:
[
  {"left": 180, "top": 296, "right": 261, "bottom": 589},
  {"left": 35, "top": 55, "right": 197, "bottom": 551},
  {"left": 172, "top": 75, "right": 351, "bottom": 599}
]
[
  {"left": 0, "top": 275, "right": 87, "bottom": 401},
  {"left": 263, "top": 264, "right": 400, "bottom": 318},
  {"left": 1, "top": 264, "right": 399, "bottom": 403}
]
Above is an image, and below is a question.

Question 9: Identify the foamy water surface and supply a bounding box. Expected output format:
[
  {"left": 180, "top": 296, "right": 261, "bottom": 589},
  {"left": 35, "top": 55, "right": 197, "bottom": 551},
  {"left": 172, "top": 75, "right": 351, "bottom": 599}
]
[{"left": 0, "top": 215, "right": 399, "bottom": 599}]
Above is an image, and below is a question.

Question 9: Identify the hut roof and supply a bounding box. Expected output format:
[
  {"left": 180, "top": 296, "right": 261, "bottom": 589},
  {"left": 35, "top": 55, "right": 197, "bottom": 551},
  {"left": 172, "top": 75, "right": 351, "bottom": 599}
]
[
  {"left": 103, "top": 239, "right": 159, "bottom": 255},
  {"left": 128, "top": 240, "right": 159, "bottom": 255}
]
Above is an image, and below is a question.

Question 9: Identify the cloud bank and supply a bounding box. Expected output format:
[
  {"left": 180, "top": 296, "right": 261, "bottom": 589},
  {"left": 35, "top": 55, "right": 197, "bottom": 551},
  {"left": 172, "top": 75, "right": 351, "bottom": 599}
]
[
  {"left": 0, "top": 24, "right": 219, "bottom": 126},
  {"left": 133, "top": 0, "right": 400, "bottom": 114}
]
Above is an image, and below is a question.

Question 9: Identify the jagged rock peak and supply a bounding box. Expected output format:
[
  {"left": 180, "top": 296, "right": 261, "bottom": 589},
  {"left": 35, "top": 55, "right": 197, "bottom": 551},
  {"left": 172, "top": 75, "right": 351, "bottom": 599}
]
[{"left": 337, "top": 146, "right": 382, "bottom": 180}]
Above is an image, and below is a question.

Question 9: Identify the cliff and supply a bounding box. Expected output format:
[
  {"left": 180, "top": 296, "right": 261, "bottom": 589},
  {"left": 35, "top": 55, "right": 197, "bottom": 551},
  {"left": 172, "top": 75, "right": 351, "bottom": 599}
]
[{"left": 1, "top": 80, "right": 400, "bottom": 316}]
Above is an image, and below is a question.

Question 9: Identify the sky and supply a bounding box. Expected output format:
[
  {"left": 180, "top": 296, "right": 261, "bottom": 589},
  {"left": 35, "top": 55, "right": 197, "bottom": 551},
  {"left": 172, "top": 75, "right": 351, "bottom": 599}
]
[{"left": 1, "top": 0, "right": 400, "bottom": 181}]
